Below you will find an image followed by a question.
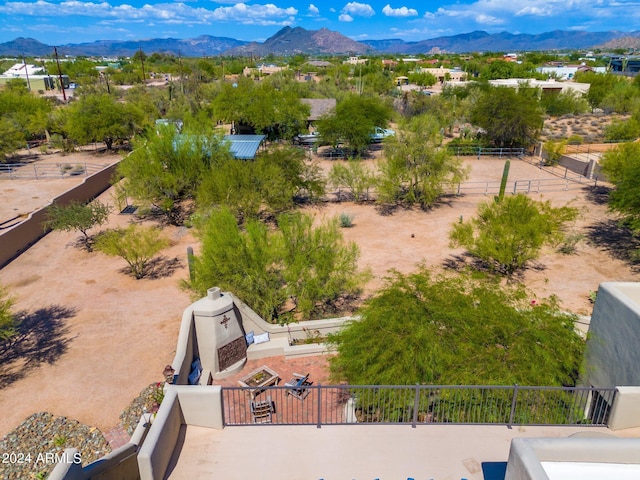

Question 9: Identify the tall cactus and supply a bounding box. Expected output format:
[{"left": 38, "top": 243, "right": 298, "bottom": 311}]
[{"left": 497, "top": 159, "right": 511, "bottom": 203}]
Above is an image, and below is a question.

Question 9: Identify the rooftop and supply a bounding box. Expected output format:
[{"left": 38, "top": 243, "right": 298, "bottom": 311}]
[{"left": 163, "top": 424, "right": 624, "bottom": 480}]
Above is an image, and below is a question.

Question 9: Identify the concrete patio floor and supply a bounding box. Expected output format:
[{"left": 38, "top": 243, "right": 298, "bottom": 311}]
[{"left": 163, "top": 423, "right": 622, "bottom": 480}]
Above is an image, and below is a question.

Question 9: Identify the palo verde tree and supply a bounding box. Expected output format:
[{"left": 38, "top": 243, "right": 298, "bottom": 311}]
[
  {"left": 328, "top": 159, "right": 376, "bottom": 202},
  {"left": 196, "top": 146, "right": 325, "bottom": 220},
  {"left": 94, "top": 224, "right": 169, "bottom": 279},
  {"left": 316, "top": 93, "right": 392, "bottom": 155},
  {"left": 470, "top": 85, "right": 544, "bottom": 148},
  {"left": 211, "top": 79, "right": 310, "bottom": 140},
  {"left": 117, "top": 125, "right": 233, "bottom": 225},
  {"left": 43, "top": 200, "right": 112, "bottom": 250},
  {"left": 600, "top": 142, "right": 640, "bottom": 231},
  {"left": 449, "top": 194, "right": 579, "bottom": 275},
  {"left": 0, "top": 79, "right": 53, "bottom": 158},
  {"left": 376, "top": 115, "right": 468, "bottom": 209},
  {"left": 328, "top": 269, "right": 584, "bottom": 386},
  {"left": 64, "top": 93, "right": 145, "bottom": 150},
  {"left": 192, "top": 208, "right": 367, "bottom": 323}
]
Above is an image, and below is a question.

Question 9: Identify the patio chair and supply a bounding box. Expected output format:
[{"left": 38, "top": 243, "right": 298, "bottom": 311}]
[
  {"left": 250, "top": 396, "right": 274, "bottom": 424},
  {"left": 285, "top": 373, "right": 313, "bottom": 400}
]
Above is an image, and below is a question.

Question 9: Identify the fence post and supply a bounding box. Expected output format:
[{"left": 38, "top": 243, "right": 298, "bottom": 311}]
[
  {"left": 317, "top": 384, "right": 322, "bottom": 429},
  {"left": 33, "top": 164, "right": 38, "bottom": 179},
  {"left": 508, "top": 384, "right": 519, "bottom": 429},
  {"left": 412, "top": 385, "right": 420, "bottom": 428}
]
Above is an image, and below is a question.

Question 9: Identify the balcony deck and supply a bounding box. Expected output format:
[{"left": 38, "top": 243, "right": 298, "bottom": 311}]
[{"left": 164, "top": 423, "right": 620, "bottom": 480}]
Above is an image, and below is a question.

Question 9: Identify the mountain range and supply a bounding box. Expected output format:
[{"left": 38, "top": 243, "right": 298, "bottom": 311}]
[{"left": 1, "top": 27, "right": 639, "bottom": 58}]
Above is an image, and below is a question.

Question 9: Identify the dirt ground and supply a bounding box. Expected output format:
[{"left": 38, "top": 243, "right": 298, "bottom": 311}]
[{"left": 1, "top": 148, "right": 639, "bottom": 440}]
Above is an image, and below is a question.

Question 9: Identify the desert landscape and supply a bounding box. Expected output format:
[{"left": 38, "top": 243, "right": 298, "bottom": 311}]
[{"left": 1, "top": 135, "right": 639, "bottom": 450}]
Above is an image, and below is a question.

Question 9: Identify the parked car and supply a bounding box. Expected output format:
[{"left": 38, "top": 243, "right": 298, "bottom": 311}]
[
  {"left": 293, "top": 131, "right": 320, "bottom": 145},
  {"left": 370, "top": 126, "right": 395, "bottom": 143}
]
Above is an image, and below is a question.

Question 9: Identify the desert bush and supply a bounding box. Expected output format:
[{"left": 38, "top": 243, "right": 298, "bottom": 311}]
[
  {"left": 94, "top": 224, "right": 169, "bottom": 279},
  {"left": 43, "top": 200, "right": 112, "bottom": 250},
  {"left": 449, "top": 194, "right": 579, "bottom": 275},
  {"left": 339, "top": 212, "right": 354, "bottom": 228},
  {"left": 0, "top": 284, "right": 16, "bottom": 343}
]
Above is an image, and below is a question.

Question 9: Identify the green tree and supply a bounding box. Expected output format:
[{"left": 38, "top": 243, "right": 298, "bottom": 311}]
[
  {"left": 64, "top": 93, "right": 144, "bottom": 149},
  {"left": 600, "top": 80, "right": 640, "bottom": 114},
  {"left": 600, "top": 142, "right": 640, "bottom": 231},
  {"left": 575, "top": 71, "right": 625, "bottom": 110},
  {"left": 117, "top": 127, "right": 233, "bottom": 224},
  {"left": 278, "top": 213, "right": 368, "bottom": 319},
  {"left": 0, "top": 78, "right": 53, "bottom": 157},
  {"left": 540, "top": 90, "right": 589, "bottom": 116},
  {"left": 211, "top": 80, "right": 309, "bottom": 139},
  {"left": 43, "top": 200, "right": 112, "bottom": 250},
  {"left": 470, "top": 85, "right": 544, "bottom": 148},
  {"left": 408, "top": 72, "right": 437, "bottom": 87},
  {"left": 543, "top": 139, "right": 567, "bottom": 166},
  {"left": 196, "top": 146, "right": 325, "bottom": 220},
  {"left": 192, "top": 208, "right": 367, "bottom": 323},
  {"left": 603, "top": 118, "right": 640, "bottom": 142},
  {"left": 0, "top": 117, "right": 25, "bottom": 160},
  {"left": 329, "top": 269, "right": 584, "bottom": 386},
  {"left": 328, "top": 160, "right": 376, "bottom": 202},
  {"left": 94, "top": 224, "right": 169, "bottom": 279},
  {"left": 316, "top": 94, "right": 392, "bottom": 155},
  {"left": 376, "top": 115, "right": 468, "bottom": 209},
  {"left": 192, "top": 208, "right": 284, "bottom": 321},
  {"left": 449, "top": 194, "right": 579, "bottom": 275},
  {"left": 0, "top": 284, "right": 16, "bottom": 343}
]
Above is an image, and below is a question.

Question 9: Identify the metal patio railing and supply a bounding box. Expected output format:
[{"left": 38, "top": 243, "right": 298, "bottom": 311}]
[{"left": 222, "top": 384, "right": 617, "bottom": 428}]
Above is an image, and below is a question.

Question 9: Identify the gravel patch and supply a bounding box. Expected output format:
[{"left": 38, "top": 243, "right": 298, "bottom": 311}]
[{"left": 0, "top": 412, "right": 111, "bottom": 479}]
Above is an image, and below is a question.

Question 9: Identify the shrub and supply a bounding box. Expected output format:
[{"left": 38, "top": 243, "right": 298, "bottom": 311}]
[
  {"left": 0, "top": 284, "right": 16, "bottom": 343},
  {"left": 43, "top": 200, "right": 111, "bottom": 250},
  {"left": 449, "top": 194, "right": 579, "bottom": 275},
  {"left": 94, "top": 224, "right": 169, "bottom": 279},
  {"left": 339, "top": 212, "right": 354, "bottom": 228}
]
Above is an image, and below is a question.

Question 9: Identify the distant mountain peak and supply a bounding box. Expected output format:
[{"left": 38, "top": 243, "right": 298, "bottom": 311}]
[{"left": 224, "top": 26, "right": 375, "bottom": 56}]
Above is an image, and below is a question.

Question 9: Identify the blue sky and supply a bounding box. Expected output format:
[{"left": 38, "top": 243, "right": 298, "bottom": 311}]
[{"left": 0, "top": 0, "right": 638, "bottom": 45}]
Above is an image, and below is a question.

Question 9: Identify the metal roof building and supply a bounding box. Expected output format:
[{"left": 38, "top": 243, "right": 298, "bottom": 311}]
[{"left": 223, "top": 135, "right": 266, "bottom": 160}]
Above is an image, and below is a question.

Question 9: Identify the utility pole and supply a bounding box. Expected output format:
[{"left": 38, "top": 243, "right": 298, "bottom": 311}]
[
  {"left": 139, "top": 47, "right": 146, "bottom": 83},
  {"left": 53, "top": 47, "right": 67, "bottom": 102},
  {"left": 22, "top": 55, "right": 31, "bottom": 91}
]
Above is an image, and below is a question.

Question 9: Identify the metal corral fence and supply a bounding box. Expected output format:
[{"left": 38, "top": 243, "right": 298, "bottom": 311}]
[
  {"left": 0, "top": 162, "right": 109, "bottom": 179},
  {"left": 447, "top": 146, "right": 526, "bottom": 158},
  {"left": 222, "top": 384, "right": 616, "bottom": 428},
  {"left": 447, "top": 176, "right": 599, "bottom": 197},
  {"left": 332, "top": 174, "right": 598, "bottom": 202}
]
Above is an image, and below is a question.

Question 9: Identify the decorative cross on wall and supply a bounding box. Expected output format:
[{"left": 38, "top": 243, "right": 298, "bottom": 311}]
[{"left": 220, "top": 314, "right": 230, "bottom": 329}]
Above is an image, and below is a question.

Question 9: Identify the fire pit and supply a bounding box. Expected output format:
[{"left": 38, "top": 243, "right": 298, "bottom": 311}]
[{"left": 238, "top": 365, "right": 280, "bottom": 398}]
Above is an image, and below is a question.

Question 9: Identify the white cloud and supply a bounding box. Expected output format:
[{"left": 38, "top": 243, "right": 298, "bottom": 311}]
[
  {"left": 475, "top": 13, "right": 503, "bottom": 25},
  {"left": 515, "top": 6, "right": 553, "bottom": 16},
  {"left": 382, "top": 4, "right": 418, "bottom": 17},
  {"left": 0, "top": 1, "right": 299, "bottom": 27},
  {"left": 308, "top": 3, "right": 319, "bottom": 15},
  {"left": 421, "top": 0, "right": 627, "bottom": 26},
  {"left": 341, "top": 2, "right": 374, "bottom": 18},
  {"left": 338, "top": 13, "right": 353, "bottom": 22}
]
